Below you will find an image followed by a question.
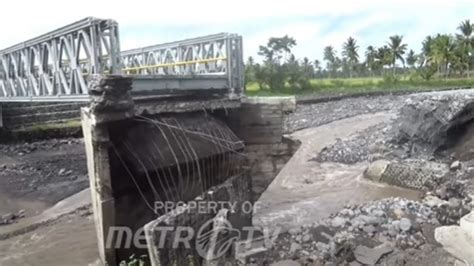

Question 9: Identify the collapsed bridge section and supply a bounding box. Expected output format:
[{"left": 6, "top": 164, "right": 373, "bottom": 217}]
[{"left": 82, "top": 75, "right": 252, "bottom": 265}]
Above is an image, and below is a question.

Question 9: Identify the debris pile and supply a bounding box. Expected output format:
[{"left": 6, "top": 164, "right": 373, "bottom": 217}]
[
  {"left": 394, "top": 92, "right": 474, "bottom": 154},
  {"left": 286, "top": 95, "right": 406, "bottom": 133},
  {"left": 263, "top": 197, "right": 468, "bottom": 265},
  {"left": 314, "top": 123, "right": 393, "bottom": 164}
]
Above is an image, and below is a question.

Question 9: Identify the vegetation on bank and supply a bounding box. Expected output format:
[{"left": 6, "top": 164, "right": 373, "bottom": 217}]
[
  {"left": 245, "top": 19, "right": 474, "bottom": 96},
  {"left": 246, "top": 76, "right": 474, "bottom": 96}
]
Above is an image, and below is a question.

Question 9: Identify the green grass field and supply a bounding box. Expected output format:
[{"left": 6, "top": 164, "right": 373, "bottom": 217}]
[{"left": 246, "top": 77, "right": 474, "bottom": 96}]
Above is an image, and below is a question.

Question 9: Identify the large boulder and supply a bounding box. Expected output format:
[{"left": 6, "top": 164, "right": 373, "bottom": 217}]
[
  {"left": 435, "top": 211, "right": 474, "bottom": 265},
  {"left": 394, "top": 91, "right": 474, "bottom": 153}
]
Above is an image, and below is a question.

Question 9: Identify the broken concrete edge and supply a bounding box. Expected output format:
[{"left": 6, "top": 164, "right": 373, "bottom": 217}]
[
  {"left": 85, "top": 75, "right": 245, "bottom": 123},
  {"left": 394, "top": 89, "right": 474, "bottom": 154},
  {"left": 0, "top": 188, "right": 91, "bottom": 240}
]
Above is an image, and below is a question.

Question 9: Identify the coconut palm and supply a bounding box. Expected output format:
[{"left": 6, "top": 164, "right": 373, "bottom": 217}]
[
  {"left": 323, "top": 46, "right": 337, "bottom": 77},
  {"left": 342, "top": 37, "right": 359, "bottom": 78},
  {"left": 387, "top": 35, "right": 408, "bottom": 74},
  {"left": 314, "top": 59, "right": 321, "bottom": 71},
  {"left": 374, "top": 46, "right": 392, "bottom": 75},
  {"left": 420, "top": 35, "right": 434, "bottom": 66},
  {"left": 323, "top": 46, "right": 336, "bottom": 63},
  {"left": 457, "top": 19, "right": 473, "bottom": 46},
  {"left": 365, "top": 45, "right": 377, "bottom": 75},
  {"left": 406, "top": 50, "right": 417, "bottom": 69},
  {"left": 456, "top": 19, "right": 473, "bottom": 77},
  {"left": 431, "top": 34, "right": 456, "bottom": 78}
]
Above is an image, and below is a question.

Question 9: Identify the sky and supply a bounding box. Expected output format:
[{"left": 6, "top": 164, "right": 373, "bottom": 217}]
[{"left": 0, "top": 0, "right": 472, "bottom": 63}]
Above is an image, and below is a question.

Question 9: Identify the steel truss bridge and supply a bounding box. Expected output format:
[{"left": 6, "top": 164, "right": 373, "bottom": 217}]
[{"left": 0, "top": 17, "right": 244, "bottom": 102}]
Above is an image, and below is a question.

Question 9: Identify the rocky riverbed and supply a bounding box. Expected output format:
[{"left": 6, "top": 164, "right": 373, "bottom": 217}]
[
  {"left": 284, "top": 94, "right": 408, "bottom": 133},
  {"left": 258, "top": 197, "right": 456, "bottom": 265},
  {"left": 260, "top": 90, "right": 474, "bottom": 265}
]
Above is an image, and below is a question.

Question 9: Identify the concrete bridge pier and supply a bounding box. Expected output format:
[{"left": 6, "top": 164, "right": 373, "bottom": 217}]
[
  {"left": 0, "top": 105, "right": 3, "bottom": 128},
  {"left": 81, "top": 75, "right": 250, "bottom": 265},
  {"left": 81, "top": 75, "right": 296, "bottom": 265}
]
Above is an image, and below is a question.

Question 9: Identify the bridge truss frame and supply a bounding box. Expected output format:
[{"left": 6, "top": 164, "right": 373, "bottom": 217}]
[{"left": 0, "top": 17, "right": 244, "bottom": 102}]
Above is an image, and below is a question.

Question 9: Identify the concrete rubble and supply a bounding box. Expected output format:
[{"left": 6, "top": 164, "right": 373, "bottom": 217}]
[{"left": 435, "top": 211, "right": 474, "bottom": 265}]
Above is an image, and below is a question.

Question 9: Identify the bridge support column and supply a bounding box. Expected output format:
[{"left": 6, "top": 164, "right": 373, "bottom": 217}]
[{"left": 81, "top": 75, "right": 134, "bottom": 266}]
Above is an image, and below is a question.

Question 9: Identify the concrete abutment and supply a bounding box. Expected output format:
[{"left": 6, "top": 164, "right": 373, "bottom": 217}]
[{"left": 81, "top": 75, "right": 296, "bottom": 265}]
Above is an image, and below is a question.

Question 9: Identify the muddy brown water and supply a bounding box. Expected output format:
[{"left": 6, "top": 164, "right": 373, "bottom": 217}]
[
  {"left": 0, "top": 213, "right": 98, "bottom": 266},
  {"left": 255, "top": 112, "right": 422, "bottom": 230}
]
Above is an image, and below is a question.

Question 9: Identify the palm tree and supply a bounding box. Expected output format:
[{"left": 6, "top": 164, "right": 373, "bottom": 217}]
[
  {"left": 302, "top": 57, "right": 313, "bottom": 77},
  {"left": 456, "top": 19, "right": 473, "bottom": 77},
  {"left": 387, "top": 35, "right": 408, "bottom": 74},
  {"left": 323, "top": 46, "right": 336, "bottom": 77},
  {"left": 313, "top": 59, "right": 322, "bottom": 78},
  {"left": 374, "top": 46, "right": 392, "bottom": 75},
  {"left": 314, "top": 59, "right": 321, "bottom": 71},
  {"left": 323, "top": 46, "right": 336, "bottom": 63},
  {"left": 342, "top": 37, "right": 359, "bottom": 78},
  {"left": 365, "top": 46, "right": 377, "bottom": 76},
  {"left": 431, "top": 34, "right": 456, "bottom": 78},
  {"left": 420, "top": 35, "right": 434, "bottom": 66},
  {"left": 406, "top": 50, "right": 417, "bottom": 69}
]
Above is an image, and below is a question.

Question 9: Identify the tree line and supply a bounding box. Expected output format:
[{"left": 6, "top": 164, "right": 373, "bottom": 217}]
[{"left": 245, "top": 19, "right": 474, "bottom": 91}]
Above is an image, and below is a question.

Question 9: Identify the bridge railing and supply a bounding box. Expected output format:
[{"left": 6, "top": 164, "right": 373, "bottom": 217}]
[{"left": 121, "top": 33, "right": 244, "bottom": 96}]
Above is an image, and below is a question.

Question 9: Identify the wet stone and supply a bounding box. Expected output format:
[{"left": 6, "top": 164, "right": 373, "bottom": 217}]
[
  {"left": 331, "top": 216, "right": 347, "bottom": 227},
  {"left": 363, "top": 225, "right": 377, "bottom": 235},
  {"left": 399, "top": 218, "right": 412, "bottom": 232},
  {"left": 289, "top": 227, "right": 302, "bottom": 236},
  {"left": 290, "top": 243, "right": 302, "bottom": 253},
  {"left": 450, "top": 161, "right": 461, "bottom": 171}
]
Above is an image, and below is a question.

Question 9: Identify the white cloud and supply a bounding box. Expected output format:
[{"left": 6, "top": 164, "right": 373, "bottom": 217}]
[{"left": 0, "top": 0, "right": 472, "bottom": 63}]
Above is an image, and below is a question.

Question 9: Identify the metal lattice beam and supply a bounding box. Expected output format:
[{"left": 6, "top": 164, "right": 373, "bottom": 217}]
[
  {"left": 0, "top": 18, "right": 244, "bottom": 102},
  {"left": 0, "top": 17, "right": 120, "bottom": 101},
  {"left": 121, "top": 33, "right": 244, "bottom": 96}
]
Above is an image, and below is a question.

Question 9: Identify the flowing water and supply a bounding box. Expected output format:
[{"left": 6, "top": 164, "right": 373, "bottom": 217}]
[{"left": 255, "top": 112, "right": 422, "bottom": 230}]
